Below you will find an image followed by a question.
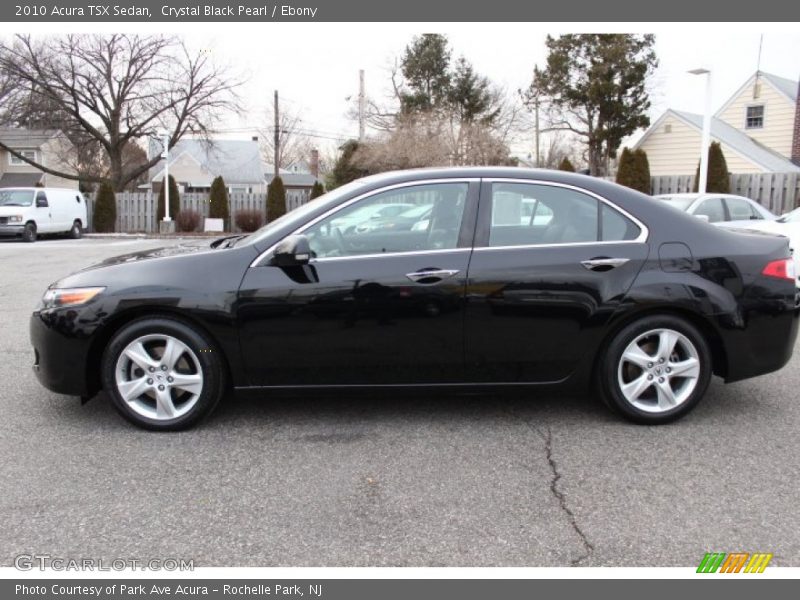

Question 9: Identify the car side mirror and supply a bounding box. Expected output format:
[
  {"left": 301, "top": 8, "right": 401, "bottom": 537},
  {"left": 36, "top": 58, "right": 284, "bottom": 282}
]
[
  {"left": 271, "top": 234, "right": 313, "bottom": 267},
  {"left": 694, "top": 214, "right": 710, "bottom": 223}
]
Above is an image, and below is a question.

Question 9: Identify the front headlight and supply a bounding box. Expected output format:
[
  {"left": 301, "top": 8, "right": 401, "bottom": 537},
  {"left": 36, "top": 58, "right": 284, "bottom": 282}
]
[
  {"left": 7, "top": 215, "right": 23, "bottom": 223},
  {"left": 41, "top": 287, "right": 106, "bottom": 309}
]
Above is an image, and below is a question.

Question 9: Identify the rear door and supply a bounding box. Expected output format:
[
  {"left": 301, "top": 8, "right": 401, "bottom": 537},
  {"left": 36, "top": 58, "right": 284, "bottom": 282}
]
[
  {"left": 464, "top": 179, "right": 649, "bottom": 383},
  {"left": 237, "top": 179, "right": 479, "bottom": 386}
]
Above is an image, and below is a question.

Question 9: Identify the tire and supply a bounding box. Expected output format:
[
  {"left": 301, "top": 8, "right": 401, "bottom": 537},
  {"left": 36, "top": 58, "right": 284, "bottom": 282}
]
[
  {"left": 22, "top": 222, "right": 37, "bottom": 243},
  {"left": 597, "top": 315, "right": 712, "bottom": 424},
  {"left": 69, "top": 220, "right": 82, "bottom": 239},
  {"left": 101, "top": 317, "right": 225, "bottom": 431}
]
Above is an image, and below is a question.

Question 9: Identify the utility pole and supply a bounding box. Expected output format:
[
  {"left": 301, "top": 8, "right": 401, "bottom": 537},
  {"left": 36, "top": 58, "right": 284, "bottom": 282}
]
[
  {"left": 533, "top": 94, "right": 540, "bottom": 168},
  {"left": 358, "top": 69, "right": 365, "bottom": 142},
  {"left": 273, "top": 89, "right": 280, "bottom": 179},
  {"left": 161, "top": 132, "right": 171, "bottom": 222}
]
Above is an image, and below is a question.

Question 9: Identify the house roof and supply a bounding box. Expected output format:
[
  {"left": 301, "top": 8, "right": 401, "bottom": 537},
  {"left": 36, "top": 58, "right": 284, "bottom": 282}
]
[
  {"left": 266, "top": 170, "right": 318, "bottom": 188},
  {"left": 150, "top": 138, "right": 265, "bottom": 185},
  {"left": 0, "top": 128, "right": 62, "bottom": 148},
  {"left": 0, "top": 172, "right": 44, "bottom": 187},
  {"left": 635, "top": 109, "right": 800, "bottom": 173},
  {"left": 761, "top": 71, "right": 798, "bottom": 103}
]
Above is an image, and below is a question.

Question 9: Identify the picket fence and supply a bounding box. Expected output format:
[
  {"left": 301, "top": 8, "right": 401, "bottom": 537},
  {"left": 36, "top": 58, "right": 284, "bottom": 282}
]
[
  {"left": 86, "top": 192, "right": 309, "bottom": 233},
  {"left": 650, "top": 172, "right": 800, "bottom": 215}
]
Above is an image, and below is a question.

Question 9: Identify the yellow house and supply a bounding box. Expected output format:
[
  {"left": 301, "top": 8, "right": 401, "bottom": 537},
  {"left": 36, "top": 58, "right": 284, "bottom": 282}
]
[
  {"left": 0, "top": 128, "right": 79, "bottom": 189},
  {"left": 635, "top": 72, "right": 800, "bottom": 176}
]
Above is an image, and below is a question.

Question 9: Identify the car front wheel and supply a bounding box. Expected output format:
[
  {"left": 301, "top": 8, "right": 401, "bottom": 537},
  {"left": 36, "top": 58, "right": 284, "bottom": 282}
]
[
  {"left": 101, "top": 317, "right": 225, "bottom": 430},
  {"left": 598, "top": 315, "right": 712, "bottom": 424},
  {"left": 22, "top": 222, "right": 37, "bottom": 243}
]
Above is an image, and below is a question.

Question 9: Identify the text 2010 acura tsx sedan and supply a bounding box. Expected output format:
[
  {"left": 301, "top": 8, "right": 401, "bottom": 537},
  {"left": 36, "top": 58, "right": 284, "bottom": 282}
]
[{"left": 30, "top": 168, "right": 799, "bottom": 430}]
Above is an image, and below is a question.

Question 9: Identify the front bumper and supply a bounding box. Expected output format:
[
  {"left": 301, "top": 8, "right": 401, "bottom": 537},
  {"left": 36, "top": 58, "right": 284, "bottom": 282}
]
[
  {"left": 0, "top": 223, "right": 24, "bottom": 237},
  {"left": 30, "top": 310, "right": 92, "bottom": 396}
]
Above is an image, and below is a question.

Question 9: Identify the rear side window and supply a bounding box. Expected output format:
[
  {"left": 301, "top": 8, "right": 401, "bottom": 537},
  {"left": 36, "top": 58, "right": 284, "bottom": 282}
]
[
  {"left": 487, "top": 183, "right": 640, "bottom": 247},
  {"left": 694, "top": 198, "right": 725, "bottom": 223},
  {"left": 725, "top": 197, "right": 760, "bottom": 220}
]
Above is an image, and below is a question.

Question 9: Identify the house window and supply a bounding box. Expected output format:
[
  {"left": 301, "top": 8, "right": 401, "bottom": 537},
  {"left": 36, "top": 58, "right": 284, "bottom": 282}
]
[
  {"left": 664, "top": 124, "right": 672, "bottom": 134},
  {"left": 745, "top": 105, "right": 764, "bottom": 129},
  {"left": 8, "top": 149, "right": 37, "bottom": 166}
]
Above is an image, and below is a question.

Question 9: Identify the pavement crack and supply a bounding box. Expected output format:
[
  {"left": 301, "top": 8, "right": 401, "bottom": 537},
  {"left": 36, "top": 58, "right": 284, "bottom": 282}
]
[
  {"left": 540, "top": 426, "right": 594, "bottom": 566},
  {"left": 513, "top": 412, "right": 594, "bottom": 566}
]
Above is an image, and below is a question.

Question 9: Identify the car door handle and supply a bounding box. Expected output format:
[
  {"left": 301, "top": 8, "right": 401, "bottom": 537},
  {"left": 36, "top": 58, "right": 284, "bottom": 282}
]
[
  {"left": 580, "top": 257, "right": 630, "bottom": 271},
  {"left": 405, "top": 269, "right": 460, "bottom": 283}
]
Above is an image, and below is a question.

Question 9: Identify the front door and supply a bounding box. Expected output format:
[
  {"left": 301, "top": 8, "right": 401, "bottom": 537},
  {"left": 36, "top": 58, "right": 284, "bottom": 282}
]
[
  {"left": 464, "top": 180, "right": 649, "bottom": 383},
  {"left": 34, "top": 190, "right": 54, "bottom": 233},
  {"left": 237, "top": 180, "right": 479, "bottom": 386}
]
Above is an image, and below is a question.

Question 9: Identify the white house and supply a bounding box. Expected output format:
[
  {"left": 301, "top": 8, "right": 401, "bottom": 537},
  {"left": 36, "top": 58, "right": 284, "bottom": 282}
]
[
  {"left": 0, "top": 128, "right": 79, "bottom": 189},
  {"left": 634, "top": 71, "right": 800, "bottom": 175},
  {"left": 147, "top": 137, "right": 266, "bottom": 194}
]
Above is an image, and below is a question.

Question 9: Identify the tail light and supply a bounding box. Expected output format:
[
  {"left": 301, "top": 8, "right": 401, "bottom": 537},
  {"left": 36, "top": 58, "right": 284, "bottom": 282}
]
[{"left": 762, "top": 258, "right": 797, "bottom": 281}]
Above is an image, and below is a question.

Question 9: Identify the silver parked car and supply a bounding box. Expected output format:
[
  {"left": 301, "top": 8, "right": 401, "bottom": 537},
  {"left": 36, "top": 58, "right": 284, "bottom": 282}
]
[{"left": 655, "top": 193, "right": 775, "bottom": 225}]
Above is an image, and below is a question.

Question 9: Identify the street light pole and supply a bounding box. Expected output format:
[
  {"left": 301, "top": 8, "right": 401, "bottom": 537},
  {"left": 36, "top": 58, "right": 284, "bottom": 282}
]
[
  {"left": 160, "top": 131, "right": 171, "bottom": 222},
  {"left": 689, "top": 68, "right": 712, "bottom": 194}
]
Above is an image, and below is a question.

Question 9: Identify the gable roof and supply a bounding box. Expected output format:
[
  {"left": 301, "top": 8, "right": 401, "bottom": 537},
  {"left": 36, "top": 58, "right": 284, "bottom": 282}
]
[
  {"left": 0, "top": 128, "right": 63, "bottom": 148},
  {"left": 715, "top": 71, "right": 799, "bottom": 118},
  {"left": 634, "top": 109, "right": 800, "bottom": 173},
  {"left": 150, "top": 138, "right": 265, "bottom": 184},
  {"left": 0, "top": 172, "right": 44, "bottom": 187}
]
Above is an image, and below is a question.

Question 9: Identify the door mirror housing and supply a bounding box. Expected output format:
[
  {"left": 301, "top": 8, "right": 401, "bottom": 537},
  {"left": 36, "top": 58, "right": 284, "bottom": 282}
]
[
  {"left": 694, "top": 214, "right": 710, "bottom": 223},
  {"left": 271, "top": 234, "right": 313, "bottom": 267}
]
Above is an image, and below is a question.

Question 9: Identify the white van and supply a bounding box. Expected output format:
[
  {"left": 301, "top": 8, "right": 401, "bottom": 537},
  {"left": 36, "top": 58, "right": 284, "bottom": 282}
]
[{"left": 0, "top": 187, "right": 87, "bottom": 242}]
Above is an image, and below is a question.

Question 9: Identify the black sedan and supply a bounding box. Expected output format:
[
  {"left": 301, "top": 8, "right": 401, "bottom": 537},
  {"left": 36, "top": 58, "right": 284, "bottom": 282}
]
[{"left": 30, "top": 168, "right": 799, "bottom": 430}]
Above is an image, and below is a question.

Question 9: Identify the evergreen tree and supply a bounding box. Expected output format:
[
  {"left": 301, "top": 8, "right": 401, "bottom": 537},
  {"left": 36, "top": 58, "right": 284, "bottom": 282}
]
[
  {"left": 399, "top": 33, "right": 452, "bottom": 113},
  {"left": 92, "top": 182, "right": 117, "bottom": 233},
  {"left": 693, "top": 142, "right": 730, "bottom": 193},
  {"left": 328, "top": 140, "right": 370, "bottom": 189},
  {"left": 267, "top": 176, "right": 287, "bottom": 221},
  {"left": 447, "top": 57, "right": 498, "bottom": 124},
  {"left": 633, "top": 149, "right": 651, "bottom": 194},
  {"left": 157, "top": 174, "right": 180, "bottom": 221},
  {"left": 616, "top": 147, "right": 636, "bottom": 188},
  {"left": 309, "top": 181, "right": 325, "bottom": 199},
  {"left": 558, "top": 157, "right": 575, "bottom": 172},
  {"left": 208, "top": 176, "right": 230, "bottom": 223}
]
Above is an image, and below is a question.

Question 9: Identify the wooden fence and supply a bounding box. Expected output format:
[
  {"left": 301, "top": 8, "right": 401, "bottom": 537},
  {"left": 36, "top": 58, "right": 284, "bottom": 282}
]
[
  {"left": 86, "top": 192, "right": 310, "bottom": 233},
  {"left": 650, "top": 172, "right": 800, "bottom": 214}
]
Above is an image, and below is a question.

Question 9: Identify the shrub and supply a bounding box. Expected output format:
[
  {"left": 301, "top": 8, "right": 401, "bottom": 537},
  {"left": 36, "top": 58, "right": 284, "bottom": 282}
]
[
  {"left": 309, "top": 181, "right": 325, "bottom": 199},
  {"left": 208, "top": 176, "right": 230, "bottom": 222},
  {"left": 693, "top": 142, "right": 730, "bottom": 193},
  {"left": 234, "top": 209, "right": 265, "bottom": 232},
  {"left": 175, "top": 209, "right": 201, "bottom": 232},
  {"left": 634, "top": 149, "right": 651, "bottom": 194},
  {"left": 616, "top": 147, "right": 651, "bottom": 194},
  {"left": 267, "top": 176, "right": 287, "bottom": 221},
  {"left": 557, "top": 157, "right": 575, "bottom": 172},
  {"left": 92, "top": 182, "right": 116, "bottom": 232},
  {"left": 157, "top": 174, "right": 180, "bottom": 221}
]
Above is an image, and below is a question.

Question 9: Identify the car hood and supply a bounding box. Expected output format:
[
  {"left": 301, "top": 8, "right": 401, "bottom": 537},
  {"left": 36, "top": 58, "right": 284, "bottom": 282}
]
[
  {"left": 84, "top": 238, "right": 221, "bottom": 271},
  {"left": 0, "top": 205, "right": 32, "bottom": 215}
]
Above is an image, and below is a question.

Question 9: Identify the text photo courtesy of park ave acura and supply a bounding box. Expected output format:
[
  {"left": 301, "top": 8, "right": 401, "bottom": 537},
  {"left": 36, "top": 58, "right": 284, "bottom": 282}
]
[{"left": 1, "top": 2, "right": 800, "bottom": 592}]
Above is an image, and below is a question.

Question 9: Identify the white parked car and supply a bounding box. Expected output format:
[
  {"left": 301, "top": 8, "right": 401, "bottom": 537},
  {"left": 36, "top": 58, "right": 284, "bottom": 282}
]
[
  {"left": 0, "top": 187, "right": 87, "bottom": 242},
  {"left": 655, "top": 193, "right": 775, "bottom": 225},
  {"left": 717, "top": 206, "right": 800, "bottom": 288}
]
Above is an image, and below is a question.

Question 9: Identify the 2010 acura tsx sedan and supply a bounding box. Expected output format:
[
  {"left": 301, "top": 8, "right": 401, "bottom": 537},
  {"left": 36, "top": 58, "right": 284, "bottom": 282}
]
[{"left": 30, "top": 168, "right": 800, "bottom": 430}]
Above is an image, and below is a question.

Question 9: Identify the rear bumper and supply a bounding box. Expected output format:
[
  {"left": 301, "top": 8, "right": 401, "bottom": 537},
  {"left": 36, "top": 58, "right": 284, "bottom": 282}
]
[
  {"left": 30, "top": 310, "right": 92, "bottom": 396},
  {"left": 722, "top": 302, "right": 800, "bottom": 383}
]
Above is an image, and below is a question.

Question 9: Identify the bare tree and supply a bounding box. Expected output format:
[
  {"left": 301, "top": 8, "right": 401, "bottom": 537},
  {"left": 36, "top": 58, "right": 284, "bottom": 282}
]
[{"left": 0, "top": 34, "right": 243, "bottom": 191}]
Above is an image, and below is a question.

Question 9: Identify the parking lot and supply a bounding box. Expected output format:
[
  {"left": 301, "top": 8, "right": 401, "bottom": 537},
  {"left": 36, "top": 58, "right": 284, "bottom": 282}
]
[{"left": 1, "top": 236, "right": 799, "bottom": 567}]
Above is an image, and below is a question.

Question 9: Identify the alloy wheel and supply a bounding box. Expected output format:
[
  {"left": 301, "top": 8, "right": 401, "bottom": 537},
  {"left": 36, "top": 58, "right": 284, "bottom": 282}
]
[
  {"left": 617, "top": 328, "right": 701, "bottom": 413},
  {"left": 114, "top": 334, "right": 204, "bottom": 420}
]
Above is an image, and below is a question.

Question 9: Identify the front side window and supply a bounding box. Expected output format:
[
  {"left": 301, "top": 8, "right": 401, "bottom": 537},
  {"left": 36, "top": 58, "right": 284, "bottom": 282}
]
[
  {"left": 694, "top": 198, "right": 725, "bottom": 223},
  {"left": 746, "top": 105, "right": 764, "bottom": 129},
  {"left": 35, "top": 191, "right": 48, "bottom": 207},
  {"left": 487, "top": 183, "right": 640, "bottom": 247},
  {"left": 304, "top": 182, "right": 469, "bottom": 259}
]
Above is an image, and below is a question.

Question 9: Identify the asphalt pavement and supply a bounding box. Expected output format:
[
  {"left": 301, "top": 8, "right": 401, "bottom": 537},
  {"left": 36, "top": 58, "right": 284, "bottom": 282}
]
[{"left": 1, "top": 236, "right": 798, "bottom": 567}]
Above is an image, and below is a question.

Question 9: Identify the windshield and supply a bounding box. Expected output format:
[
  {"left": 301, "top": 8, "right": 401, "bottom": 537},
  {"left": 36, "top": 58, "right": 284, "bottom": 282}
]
[
  {"left": 658, "top": 196, "right": 696, "bottom": 211},
  {"left": 778, "top": 208, "right": 800, "bottom": 223},
  {"left": 238, "top": 180, "right": 367, "bottom": 246},
  {"left": 0, "top": 189, "right": 34, "bottom": 207}
]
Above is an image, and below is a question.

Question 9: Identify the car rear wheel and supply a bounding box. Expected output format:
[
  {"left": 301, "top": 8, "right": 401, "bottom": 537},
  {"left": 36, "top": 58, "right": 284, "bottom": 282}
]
[
  {"left": 101, "top": 317, "right": 225, "bottom": 430},
  {"left": 22, "top": 222, "right": 37, "bottom": 243},
  {"left": 598, "top": 315, "right": 712, "bottom": 424},
  {"left": 69, "top": 220, "right": 82, "bottom": 239}
]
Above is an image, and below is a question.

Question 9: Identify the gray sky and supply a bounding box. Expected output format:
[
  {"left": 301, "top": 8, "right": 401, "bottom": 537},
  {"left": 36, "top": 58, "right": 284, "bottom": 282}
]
[{"left": 186, "top": 25, "right": 798, "bottom": 159}]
